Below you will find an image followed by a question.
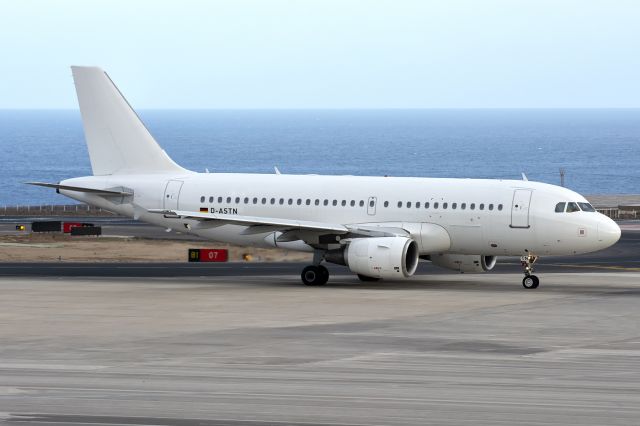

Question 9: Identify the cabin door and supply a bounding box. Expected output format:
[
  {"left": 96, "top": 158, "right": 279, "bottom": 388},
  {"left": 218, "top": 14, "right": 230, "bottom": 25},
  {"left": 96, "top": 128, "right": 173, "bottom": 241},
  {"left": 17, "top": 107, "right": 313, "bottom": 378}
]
[
  {"left": 367, "top": 197, "right": 377, "bottom": 215},
  {"left": 510, "top": 189, "right": 532, "bottom": 228},
  {"left": 164, "top": 180, "right": 184, "bottom": 210}
]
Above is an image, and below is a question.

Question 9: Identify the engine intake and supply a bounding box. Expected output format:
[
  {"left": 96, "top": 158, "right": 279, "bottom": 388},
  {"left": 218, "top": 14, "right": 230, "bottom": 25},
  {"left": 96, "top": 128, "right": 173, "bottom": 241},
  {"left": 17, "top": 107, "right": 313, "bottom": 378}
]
[
  {"left": 338, "top": 237, "right": 419, "bottom": 279},
  {"left": 430, "top": 254, "right": 497, "bottom": 273}
]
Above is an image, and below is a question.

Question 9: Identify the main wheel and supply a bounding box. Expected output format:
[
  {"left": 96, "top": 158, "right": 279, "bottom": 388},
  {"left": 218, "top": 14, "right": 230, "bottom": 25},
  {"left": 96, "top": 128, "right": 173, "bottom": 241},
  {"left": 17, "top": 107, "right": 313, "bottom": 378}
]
[
  {"left": 357, "top": 274, "right": 380, "bottom": 282},
  {"left": 301, "top": 265, "right": 328, "bottom": 286},
  {"left": 522, "top": 275, "right": 539, "bottom": 289},
  {"left": 317, "top": 265, "right": 329, "bottom": 284}
]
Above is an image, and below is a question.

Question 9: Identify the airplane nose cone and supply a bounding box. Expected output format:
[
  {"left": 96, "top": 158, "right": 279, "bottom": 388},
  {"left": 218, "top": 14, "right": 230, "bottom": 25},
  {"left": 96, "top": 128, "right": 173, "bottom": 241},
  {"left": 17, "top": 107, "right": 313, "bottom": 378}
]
[{"left": 597, "top": 216, "right": 621, "bottom": 248}]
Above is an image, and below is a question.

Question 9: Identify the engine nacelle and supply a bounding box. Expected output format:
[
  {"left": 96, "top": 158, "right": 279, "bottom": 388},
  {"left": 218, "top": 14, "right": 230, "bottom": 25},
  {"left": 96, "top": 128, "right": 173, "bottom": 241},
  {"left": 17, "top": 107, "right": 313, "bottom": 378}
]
[
  {"left": 430, "top": 254, "right": 497, "bottom": 273},
  {"left": 344, "top": 237, "right": 419, "bottom": 279}
]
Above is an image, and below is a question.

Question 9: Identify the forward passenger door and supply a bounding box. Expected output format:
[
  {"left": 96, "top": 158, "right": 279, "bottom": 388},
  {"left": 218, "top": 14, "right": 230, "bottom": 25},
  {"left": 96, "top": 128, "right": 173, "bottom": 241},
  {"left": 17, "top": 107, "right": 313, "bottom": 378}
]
[{"left": 511, "top": 189, "right": 532, "bottom": 228}]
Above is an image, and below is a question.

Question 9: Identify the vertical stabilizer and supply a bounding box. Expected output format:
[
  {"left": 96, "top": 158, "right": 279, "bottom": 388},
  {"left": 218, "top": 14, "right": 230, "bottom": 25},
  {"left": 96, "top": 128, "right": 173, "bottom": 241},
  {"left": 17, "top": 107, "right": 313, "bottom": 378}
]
[{"left": 71, "top": 66, "right": 187, "bottom": 175}]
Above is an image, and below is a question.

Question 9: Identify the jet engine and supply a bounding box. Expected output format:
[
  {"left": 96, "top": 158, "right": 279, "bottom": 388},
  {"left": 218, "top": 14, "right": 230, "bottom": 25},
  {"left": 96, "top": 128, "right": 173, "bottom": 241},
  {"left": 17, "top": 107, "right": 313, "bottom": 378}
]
[
  {"left": 429, "top": 254, "right": 497, "bottom": 273},
  {"left": 327, "top": 237, "right": 419, "bottom": 279}
]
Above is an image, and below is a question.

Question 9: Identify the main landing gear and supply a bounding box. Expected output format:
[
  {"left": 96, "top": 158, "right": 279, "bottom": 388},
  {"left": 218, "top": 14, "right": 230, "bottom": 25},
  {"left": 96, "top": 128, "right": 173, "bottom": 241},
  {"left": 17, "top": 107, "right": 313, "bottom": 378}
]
[
  {"left": 301, "top": 265, "right": 329, "bottom": 286},
  {"left": 521, "top": 254, "right": 540, "bottom": 289}
]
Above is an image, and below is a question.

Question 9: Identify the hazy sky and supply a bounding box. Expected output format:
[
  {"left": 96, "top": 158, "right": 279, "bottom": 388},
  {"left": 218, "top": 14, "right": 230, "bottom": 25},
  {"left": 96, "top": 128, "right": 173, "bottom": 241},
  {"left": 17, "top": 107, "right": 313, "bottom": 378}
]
[{"left": 2, "top": 0, "right": 640, "bottom": 108}]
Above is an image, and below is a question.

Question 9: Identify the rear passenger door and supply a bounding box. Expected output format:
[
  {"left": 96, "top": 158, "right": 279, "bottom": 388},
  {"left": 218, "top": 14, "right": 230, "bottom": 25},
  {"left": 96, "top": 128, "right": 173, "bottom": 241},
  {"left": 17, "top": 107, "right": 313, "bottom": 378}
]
[{"left": 163, "top": 180, "right": 184, "bottom": 210}]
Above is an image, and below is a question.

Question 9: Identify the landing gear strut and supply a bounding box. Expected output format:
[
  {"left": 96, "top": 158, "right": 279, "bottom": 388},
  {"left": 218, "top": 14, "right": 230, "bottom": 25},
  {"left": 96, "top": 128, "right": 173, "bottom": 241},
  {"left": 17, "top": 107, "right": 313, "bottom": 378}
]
[{"left": 521, "top": 254, "right": 539, "bottom": 289}]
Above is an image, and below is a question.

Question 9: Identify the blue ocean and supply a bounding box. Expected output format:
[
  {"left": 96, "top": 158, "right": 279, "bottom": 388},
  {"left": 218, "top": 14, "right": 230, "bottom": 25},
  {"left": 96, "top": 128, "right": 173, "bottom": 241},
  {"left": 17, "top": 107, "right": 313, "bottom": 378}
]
[{"left": 1, "top": 109, "right": 639, "bottom": 206}]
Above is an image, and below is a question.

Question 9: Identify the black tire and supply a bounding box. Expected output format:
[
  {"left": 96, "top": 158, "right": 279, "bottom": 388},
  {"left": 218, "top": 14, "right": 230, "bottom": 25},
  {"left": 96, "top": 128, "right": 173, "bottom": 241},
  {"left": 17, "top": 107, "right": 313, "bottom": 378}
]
[
  {"left": 301, "top": 265, "right": 326, "bottom": 286},
  {"left": 357, "top": 274, "right": 380, "bottom": 282},
  {"left": 522, "top": 275, "right": 540, "bottom": 289},
  {"left": 317, "top": 265, "right": 329, "bottom": 285}
]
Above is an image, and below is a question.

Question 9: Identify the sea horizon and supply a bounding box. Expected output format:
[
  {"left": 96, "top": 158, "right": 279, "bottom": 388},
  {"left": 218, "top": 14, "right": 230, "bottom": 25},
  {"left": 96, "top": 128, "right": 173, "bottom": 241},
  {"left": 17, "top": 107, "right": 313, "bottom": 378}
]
[{"left": 2, "top": 109, "right": 639, "bottom": 205}]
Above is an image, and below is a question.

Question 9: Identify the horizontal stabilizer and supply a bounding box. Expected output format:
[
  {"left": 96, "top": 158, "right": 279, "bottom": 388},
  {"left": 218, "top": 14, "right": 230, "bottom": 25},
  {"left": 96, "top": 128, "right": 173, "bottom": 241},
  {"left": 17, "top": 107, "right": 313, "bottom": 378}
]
[{"left": 25, "top": 182, "right": 133, "bottom": 196}]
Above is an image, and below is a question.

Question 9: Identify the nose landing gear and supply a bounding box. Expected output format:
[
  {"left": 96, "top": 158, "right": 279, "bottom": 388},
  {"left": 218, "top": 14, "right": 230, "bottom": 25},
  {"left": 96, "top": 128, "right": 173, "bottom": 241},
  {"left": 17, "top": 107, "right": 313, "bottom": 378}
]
[{"left": 521, "top": 254, "right": 539, "bottom": 289}]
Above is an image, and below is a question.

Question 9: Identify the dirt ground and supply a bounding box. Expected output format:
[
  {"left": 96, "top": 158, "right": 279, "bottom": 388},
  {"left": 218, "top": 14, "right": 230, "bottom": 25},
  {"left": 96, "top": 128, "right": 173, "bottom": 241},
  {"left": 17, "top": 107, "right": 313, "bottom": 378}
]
[{"left": 0, "top": 234, "right": 313, "bottom": 263}]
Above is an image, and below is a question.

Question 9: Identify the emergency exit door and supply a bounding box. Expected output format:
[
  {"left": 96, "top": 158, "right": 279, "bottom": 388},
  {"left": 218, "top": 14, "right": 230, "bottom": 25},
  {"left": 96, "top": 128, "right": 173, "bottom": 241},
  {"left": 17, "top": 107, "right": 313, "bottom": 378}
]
[
  {"left": 367, "top": 197, "right": 377, "bottom": 215},
  {"left": 164, "top": 180, "right": 183, "bottom": 210},
  {"left": 511, "top": 189, "right": 532, "bottom": 228}
]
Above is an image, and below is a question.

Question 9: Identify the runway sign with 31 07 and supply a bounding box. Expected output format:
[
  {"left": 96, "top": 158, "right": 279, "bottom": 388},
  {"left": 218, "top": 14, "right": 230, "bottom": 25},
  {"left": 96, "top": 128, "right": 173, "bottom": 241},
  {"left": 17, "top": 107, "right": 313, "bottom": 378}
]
[{"left": 188, "top": 249, "right": 228, "bottom": 262}]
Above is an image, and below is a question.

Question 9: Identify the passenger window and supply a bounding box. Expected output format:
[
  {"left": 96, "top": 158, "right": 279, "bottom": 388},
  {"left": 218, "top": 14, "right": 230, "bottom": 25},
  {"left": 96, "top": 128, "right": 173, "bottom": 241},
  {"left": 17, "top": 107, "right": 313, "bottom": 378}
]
[
  {"left": 271, "top": 198, "right": 275, "bottom": 205},
  {"left": 296, "top": 199, "right": 301, "bottom": 205},
  {"left": 226, "top": 197, "right": 232, "bottom": 203},
  {"left": 218, "top": 197, "right": 223, "bottom": 203},
  {"left": 416, "top": 202, "right": 421, "bottom": 208},
  {"left": 279, "top": 198, "right": 284, "bottom": 205},
  {"left": 288, "top": 199, "right": 293, "bottom": 205},
  {"left": 398, "top": 201, "right": 403, "bottom": 208},
  {"left": 384, "top": 201, "right": 389, "bottom": 207},
  {"left": 370, "top": 200, "right": 375, "bottom": 207},
  {"left": 314, "top": 199, "right": 318, "bottom": 206},
  {"left": 461, "top": 203, "right": 466, "bottom": 210},
  {"left": 434, "top": 202, "right": 439, "bottom": 209},
  {"left": 443, "top": 202, "right": 448, "bottom": 209},
  {"left": 350, "top": 200, "right": 355, "bottom": 207},
  {"left": 333, "top": 200, "right": 337, "bottom": 206},
  {"left": 244, "top": 197, "right": 249, "bottom": 204},
  {"left": 235, "top": 197, "right": 240, "bottom": 204},
  {"left": 566, "top": 202, "right": 580, "bottom": 213},
  {"left": 555, "top": 202, "right": 566, "bottom": 213},
  {"left": 200, "top": 196, "right": 205, "bottom": 202},
  {"left": 578, "top": 202, "right": 596, "bottom": 212},
  {"left": 489, "top": 204, "right": 493, "bottom": 210},
  {"left": 341, "top": 200, "right": 347, "bottom": 206},
  {"left": 407, "top": 202, "right": 412, "bottom": 208},
  {"left": 452, "top": 203, "right": 457, "bottom": 209},
  {"left": 261, "top": 198, "right": 266, "bottom": 204},
  {"left": 306, "top": 199, "right": 311, "bottom": 206},
  {"left": 470, "top": 203, "right": 475, "bottom": 210},
  {"left": 425, "top": 202, "right": 430, "bottom": 208},
  {"left": 209, "top": 196, "right": 214, "bottom": 203},
  {"left": 359, "top": 200, "right": 364, "bottom": 207},
  {"left": 253, "top": 197, "right": 258, "bottom": 204},
  {"left": 479, "top": 203, "right": 484, "bottom": 210},
  {"left": 498, "top": 204, "right": 503, "bottom": 211},
  {"left": 323, "top": 199, "right": 328, "bottom": 206}
]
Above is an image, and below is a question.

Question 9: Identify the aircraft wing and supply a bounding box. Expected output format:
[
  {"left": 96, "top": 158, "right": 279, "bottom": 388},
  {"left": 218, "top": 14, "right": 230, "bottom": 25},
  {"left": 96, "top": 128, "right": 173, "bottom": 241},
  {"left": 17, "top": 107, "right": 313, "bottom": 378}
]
[{"left": 148, "top": 209, "right": 349, "bottom": 234}]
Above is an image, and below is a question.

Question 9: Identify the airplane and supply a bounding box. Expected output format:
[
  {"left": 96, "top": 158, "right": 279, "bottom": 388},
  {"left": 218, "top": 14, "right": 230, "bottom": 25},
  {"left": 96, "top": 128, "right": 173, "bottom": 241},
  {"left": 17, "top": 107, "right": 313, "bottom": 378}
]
[{"left": 28, "top": 66, "right": 621, "bottom": 289}]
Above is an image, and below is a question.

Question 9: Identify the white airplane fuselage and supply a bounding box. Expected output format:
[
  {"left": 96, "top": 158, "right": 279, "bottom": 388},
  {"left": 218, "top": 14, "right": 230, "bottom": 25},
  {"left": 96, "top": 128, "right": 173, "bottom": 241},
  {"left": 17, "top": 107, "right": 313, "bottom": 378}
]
[{"left": 60, "top": 172, "right": 621, "bottom": 257}]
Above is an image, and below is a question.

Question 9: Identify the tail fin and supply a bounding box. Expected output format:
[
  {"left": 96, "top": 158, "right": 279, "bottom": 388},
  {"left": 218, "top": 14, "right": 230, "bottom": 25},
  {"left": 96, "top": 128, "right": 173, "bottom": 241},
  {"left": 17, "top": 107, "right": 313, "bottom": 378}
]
[{"left": 71, "top": 66, "right": 187, "bottom": 175}]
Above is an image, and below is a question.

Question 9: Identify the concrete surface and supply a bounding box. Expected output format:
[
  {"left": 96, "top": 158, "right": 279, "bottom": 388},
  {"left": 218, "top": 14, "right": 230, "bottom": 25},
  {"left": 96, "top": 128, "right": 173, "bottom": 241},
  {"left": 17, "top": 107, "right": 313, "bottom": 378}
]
[{"left": 1, "top": 271, "right": 639, "bottom": 425}]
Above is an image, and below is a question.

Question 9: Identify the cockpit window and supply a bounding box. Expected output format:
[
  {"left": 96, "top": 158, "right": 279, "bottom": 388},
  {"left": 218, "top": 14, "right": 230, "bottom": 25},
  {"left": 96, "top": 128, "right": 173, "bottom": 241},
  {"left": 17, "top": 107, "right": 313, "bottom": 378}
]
[
  {"left": 566, "top": 202, "right": 581, "bottom": 213},
  {"left": 555, "top": 202, "right": 566, "bottom": 213},
  {"left": 578, "top": 202, "right": 596, "bottom": 212}
]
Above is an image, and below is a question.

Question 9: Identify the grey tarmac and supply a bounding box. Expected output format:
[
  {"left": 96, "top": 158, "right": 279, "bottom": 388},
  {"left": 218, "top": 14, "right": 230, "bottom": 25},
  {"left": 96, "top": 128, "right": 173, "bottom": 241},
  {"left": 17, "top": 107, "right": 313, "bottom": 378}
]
[{"left": 1, "top": 270, "right": 640, "bottom": 425}]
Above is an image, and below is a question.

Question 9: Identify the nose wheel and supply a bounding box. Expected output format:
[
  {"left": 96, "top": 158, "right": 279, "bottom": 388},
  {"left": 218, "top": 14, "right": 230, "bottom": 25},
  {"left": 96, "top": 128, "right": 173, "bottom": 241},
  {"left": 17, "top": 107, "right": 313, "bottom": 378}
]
[
  {"left": 521, "top": 254, "right": 540, "bottom": 289},
  {"left": 301, "top": 265, "right": 329, "bottom": 286},
  {"left": 522, "top": 275, "right": 539, "bottom": 289}
]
